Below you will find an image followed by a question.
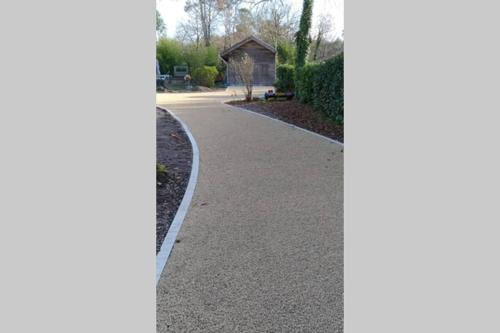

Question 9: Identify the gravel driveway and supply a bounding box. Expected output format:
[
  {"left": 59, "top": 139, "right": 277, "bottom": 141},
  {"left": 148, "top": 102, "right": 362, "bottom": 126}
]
[{"left": 156, "top": 89, "right": 343, "bottom": 332}]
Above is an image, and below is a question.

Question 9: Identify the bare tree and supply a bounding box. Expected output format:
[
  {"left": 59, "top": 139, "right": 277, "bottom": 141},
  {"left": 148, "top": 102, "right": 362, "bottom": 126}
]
[
  {"left": 312, "top": 14, "right": 333, "bottom": 61},
  {"left": 229, "top": 52, "right": 255, "bottom": 101},
  {"left": 319, "top": 38, "right": 343, "bottom": 59},
  {"left": 176, "top": 13, "right": 203, "bottom": 47},
  {"left": 156, "top": 9, "right": 166, "bottom": 40},
  {"left": 219, "top": 3, "right": 256, "bottom": 49},
  {"left": 220, "top": 0, "right": 246, "bottom": 48},
  {"left": 179, "top": 0, "right": 298, "bottom": 50},
  {"left": 185, "top": 0, "right": 222, "bottom": 46},
  {"left": 234, "top": 8, "right": 254, "bottom": 40},
  {"left": 221, "top": 1, "right": 234, "bottom": 48},
  {"left": 254, "top": 0, "right": 298, "bottom": 46}
]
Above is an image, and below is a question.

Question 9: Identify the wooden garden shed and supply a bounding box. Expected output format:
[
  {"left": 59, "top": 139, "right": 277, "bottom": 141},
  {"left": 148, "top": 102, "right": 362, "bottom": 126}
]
[{"left": 221, "top": 36, "right": 276, "bottom": 86}]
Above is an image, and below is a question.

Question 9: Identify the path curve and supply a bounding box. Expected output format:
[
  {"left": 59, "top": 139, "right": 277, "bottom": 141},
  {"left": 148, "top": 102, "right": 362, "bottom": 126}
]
[
  {"left": 156, "top": 107, "right": 200, "bottom": 285},
  {"left": 156, "top": 88, "right": 343, "bottom": 332}
]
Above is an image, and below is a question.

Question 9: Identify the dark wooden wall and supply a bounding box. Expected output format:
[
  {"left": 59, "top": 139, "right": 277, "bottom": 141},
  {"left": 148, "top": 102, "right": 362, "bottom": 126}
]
[{"left": 226, "top": 41, "right": 276, "bottom": 86}]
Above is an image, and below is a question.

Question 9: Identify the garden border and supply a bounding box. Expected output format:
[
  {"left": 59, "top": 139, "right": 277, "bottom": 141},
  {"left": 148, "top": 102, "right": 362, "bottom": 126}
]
[
  {"left": 156, "top": 106, "right": 200, "bottom": 285},
  {"left": 221, "top": 100, "right": 344, "bottom": 147}
]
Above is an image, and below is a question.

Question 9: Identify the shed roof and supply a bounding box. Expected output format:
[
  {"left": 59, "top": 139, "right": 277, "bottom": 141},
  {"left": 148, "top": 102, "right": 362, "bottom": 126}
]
[{"left": 220, "top": 36, "right": 276, "bottom": 59}]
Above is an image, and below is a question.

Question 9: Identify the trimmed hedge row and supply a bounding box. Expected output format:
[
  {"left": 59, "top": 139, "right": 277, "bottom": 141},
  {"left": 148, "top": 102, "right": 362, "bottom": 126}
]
[
  {"left": 273, "top": 53, "right": 344, "bottom": 123},
  {"left": 274, "top": 64, "right": 295, "bottom": 92},
  {"left": 297, "top": 53, "right": 344, "bottom": 123},
  {"left": 295, "top": 63, "right": 317, "bottom": 104}
]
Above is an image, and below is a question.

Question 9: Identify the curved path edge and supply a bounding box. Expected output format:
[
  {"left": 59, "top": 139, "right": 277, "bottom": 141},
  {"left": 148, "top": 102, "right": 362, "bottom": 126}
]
[
  {"left": 221, "top": 100, "right": 344, "bottom": 147},
  {"left": 156, "top": 106, "right": 200, "bottom": 285}
]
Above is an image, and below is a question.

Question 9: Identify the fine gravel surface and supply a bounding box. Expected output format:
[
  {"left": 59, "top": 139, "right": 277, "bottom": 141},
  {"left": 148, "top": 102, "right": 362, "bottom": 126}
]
[
  {"left": 156, "top": 107, "right": 192, "bottom": 254},
  {"left": 156, "top": 88, "right": 343, "bottom": 332}
]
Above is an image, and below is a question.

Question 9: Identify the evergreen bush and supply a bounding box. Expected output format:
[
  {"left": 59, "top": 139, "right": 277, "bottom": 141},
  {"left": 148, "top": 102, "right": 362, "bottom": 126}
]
[
  {"left": 274, "top": 64, "right": 295, "bottom": 92},
  {"left": 295, "top": 53, "right": 343, "bottom": 123},
  {"left": 192, "top": 66, "right": 219, "bottom": 87}
]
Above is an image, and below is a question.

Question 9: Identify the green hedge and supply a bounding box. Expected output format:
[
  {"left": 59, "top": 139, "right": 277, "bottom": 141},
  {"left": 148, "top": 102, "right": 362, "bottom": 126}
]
[
  {"left": 296, "top": 53, "right": 344, "bottom": 123},
  {"left": 296, "top": 63, "right": 319, "bottom": 104},
  {"left": 277, "top": 41, "right": 295, "bottom": 65},
  {"left": 192, "top": 66, "right": 218, "bottom": 87},
  {"left": 274, "top": 64, "right": 295, "bottom": 92},
  {"left": 156, "top": 38, "right": 183, "bottom": 75}
]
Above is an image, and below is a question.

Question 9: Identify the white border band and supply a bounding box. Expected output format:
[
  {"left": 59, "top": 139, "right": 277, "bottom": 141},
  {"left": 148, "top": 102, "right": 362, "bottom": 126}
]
[{"left": 156, "top": 106, "right": 200, "bottom": 285}]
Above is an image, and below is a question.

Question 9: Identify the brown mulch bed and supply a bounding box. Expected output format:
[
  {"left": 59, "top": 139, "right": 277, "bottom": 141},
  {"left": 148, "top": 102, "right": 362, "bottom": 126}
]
[
  {"left": 156, "top": 107, "right": 192, "bottom": 254},
  {"left": 227, "top": 99, "right": 343, "bottom": 143}
]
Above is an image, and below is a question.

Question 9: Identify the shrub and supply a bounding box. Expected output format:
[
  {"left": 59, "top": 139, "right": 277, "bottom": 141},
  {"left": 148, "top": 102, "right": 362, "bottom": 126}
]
[
  {"left": 157, "top": 163, "right": 168, "bottom": 184},
  {"left": 157, "top": 163, "right": 167, "bottom": 174},
  {"left": 274, "top": 65, "right": 295, "bottom": 92},
  {"left": 296, "top": 53, "right": 344, "bottom": 123},
  {"left": 215, "top": 61, "right": 226, "bottom": 82},
  {"left": 192, "top": 66, "right": 218, "bottom": 87},
  {"left": 296, "top": 63, "right": 320, "bottom": 104},
  {"left": 205, "top": 45, "right": 219, "bottom": 66},
  {"left": 277, "top": 41, "right": 295, "bottom": 65},
  {"left": 156, "top": 38, "right": 184, "bottom": 75},
  {"left": 182, "top": 45, "right": 220, "bottom": 74},
  {"left": 313, "top": 53, "right": 344, "bottom": 122},
  {"left": 183, "top": 45, "right": 206, "bottom": 74}
]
